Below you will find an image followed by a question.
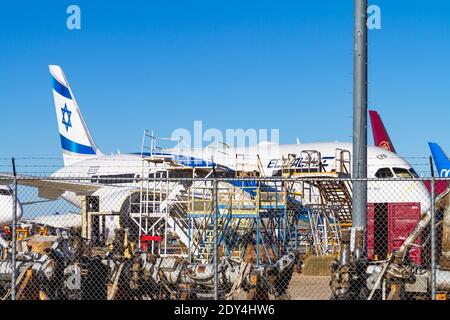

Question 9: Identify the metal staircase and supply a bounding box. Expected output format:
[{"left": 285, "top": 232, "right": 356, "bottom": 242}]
[
  {"left": 158, "top": 183, "right": 189, "bottom": 246},
  {"left": 277, "top": 148, "right": 353, "bottom": 256},
  {"left": 313, "top": 180, "right": 352, "bottom": 223},
  {"left": 188, "top": 184, "right": 233, "bottom": 263},
  {"left": 280, "top": 148, "right": 353, "bottom": 223},
  {"left": 306, "top": 204, "right": 341, "bottom": 256}
]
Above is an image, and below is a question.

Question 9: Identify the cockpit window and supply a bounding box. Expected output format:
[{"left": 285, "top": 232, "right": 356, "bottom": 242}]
[
  {"left": 409, "top": 168, "right": 419, "bottom": 178},
  {"left": 0, "top": 189, "right": 11, "bottom": 196},
  {"left": 393, "top": 167, "right": 413, "bottom": 178},
  {"left": 375, "top": 168, "right": 394, "bottom": 178}
]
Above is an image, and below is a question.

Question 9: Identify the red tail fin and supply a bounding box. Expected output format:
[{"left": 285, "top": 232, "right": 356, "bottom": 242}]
[{"left": 369, "top": 110, "right": 397, "bottom": 153}]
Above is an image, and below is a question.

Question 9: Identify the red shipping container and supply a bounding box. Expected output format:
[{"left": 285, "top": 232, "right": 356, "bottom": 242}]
[
  {"left": 367, "top": 203, "right": 421, "bottom": 264},
  {"left": 388, "top": 203, "right": 421, "bottom": 264}
]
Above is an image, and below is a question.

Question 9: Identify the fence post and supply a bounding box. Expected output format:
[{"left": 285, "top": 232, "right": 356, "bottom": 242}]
[
  {"left": 430, "top": 176, "right": 436, "bottom": 300},
  {"left": 11, "top": 157, "right": 17, "bottom": 301},
  {"left": 213, "top": 178, "right": 219, "bottom": 300}
]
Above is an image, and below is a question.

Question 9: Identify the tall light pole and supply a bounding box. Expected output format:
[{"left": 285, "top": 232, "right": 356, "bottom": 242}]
[{"left": 352, "top": 0, "right": 368, "bottom": 260}]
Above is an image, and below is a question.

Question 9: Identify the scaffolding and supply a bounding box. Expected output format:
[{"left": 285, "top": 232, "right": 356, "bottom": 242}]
[
  {"left": 305, "top": 204, "right": 342, "bottom": 256},
  {"left": 235, "top": 154, "right": 266, "bottom": 177},
  {"left": 129, "top": 136, "right": 354, "bottom": 262},
  {"left": 129, "top": 130, "right": 229, "bottom": 256},
  {"left": 186, "top": 179, "right": 309, "bottom": 265},
  {"left": 280, "top": 148, "right": 353, "bottom": 256},
  {"left": 127, "top": 131, "right": 189, "bottom": 255}
]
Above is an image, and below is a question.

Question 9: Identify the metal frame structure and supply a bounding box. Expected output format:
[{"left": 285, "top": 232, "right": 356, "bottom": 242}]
[{"left": 128, "top": 131, "right": 354, "bottom": 266}]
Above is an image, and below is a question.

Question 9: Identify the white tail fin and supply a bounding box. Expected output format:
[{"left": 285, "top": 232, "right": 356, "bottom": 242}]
[{"left": 49, "top": 65, "right": 102, "bottom": 166}]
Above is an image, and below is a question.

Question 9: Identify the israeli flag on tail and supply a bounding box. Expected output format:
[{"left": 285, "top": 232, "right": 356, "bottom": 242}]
[
  {"left": 49, "top": 65, "right": 102, "bottom": 166},
  {"left": 428, "top": 142, "right": 450, "bottom": 177}
]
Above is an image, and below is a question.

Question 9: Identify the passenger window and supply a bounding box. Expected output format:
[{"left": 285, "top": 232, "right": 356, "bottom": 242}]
[
  {"left": 393, "top": 167, "right": 413, "bottom": 178},
  {"left": 375, "top": 168, "right": 393, "bottom": 178}
]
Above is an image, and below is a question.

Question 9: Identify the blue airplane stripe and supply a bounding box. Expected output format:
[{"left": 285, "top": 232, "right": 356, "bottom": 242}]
[
  {"left": 60, "top": 134, "right": 96, "bottom": 155},
  {"left": 52, "top": 75, "right": 72, "bottom": 100},
  {"left": 134, "top": 152, "right": 213, "bottom": 167}
]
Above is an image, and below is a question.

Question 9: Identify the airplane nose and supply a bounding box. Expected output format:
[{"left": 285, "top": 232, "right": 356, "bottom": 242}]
[
  {"left": 16, "top": 201, "right": 23, "bottom": 221},
  {"left": 0, "top": 195, "right": 22, "bottom": 225},
  {"left": 418, "top": 181, "right": 431, "bottom": 214}
]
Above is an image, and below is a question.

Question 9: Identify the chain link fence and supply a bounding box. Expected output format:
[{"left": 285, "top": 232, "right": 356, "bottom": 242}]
[{"left": 0, "top": 174, "right": 448, "bottom": 300}]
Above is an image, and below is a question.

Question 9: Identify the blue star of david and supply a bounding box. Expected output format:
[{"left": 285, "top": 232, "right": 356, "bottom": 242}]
[{"left": 61, "top": 104, "right": 72, "bottom": 132}]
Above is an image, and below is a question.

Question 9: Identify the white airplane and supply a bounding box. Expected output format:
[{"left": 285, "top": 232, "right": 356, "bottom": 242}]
[
  {"left": 0, "top": 185, "right": 22, "bottom": 226},
  {"left": 0, "top": 66, "right": 431, "bottom": 235}
]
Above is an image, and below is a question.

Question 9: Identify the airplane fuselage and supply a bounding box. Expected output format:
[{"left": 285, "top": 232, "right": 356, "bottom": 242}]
[{"left": 51, "top": 141, "right": 431, "bottom": 214}]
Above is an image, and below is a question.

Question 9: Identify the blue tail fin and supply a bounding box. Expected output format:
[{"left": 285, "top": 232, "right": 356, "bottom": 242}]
[{"left": 428, "top": 142, "right": 450, "bottom": 177}]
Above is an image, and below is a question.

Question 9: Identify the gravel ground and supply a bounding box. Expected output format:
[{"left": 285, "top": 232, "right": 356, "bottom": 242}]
[{"left": 288, "top": 273, "right": 332, "bottom": 300}]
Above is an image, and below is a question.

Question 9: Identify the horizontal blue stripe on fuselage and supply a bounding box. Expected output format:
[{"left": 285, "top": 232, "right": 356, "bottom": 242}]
[{"left": 136, "top": 152, "right": 214, "bottom": 168}]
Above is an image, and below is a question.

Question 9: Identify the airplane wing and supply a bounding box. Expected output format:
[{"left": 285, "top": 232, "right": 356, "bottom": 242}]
[
  {"left": 22, "top": 213, "right": 82, "bottom": 229},
  {"left": 0, "top": 173, "right": 100, "bottom": 200}
]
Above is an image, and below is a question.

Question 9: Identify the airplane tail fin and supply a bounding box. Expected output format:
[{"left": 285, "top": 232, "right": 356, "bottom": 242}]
[
  {"left": 49, "top": 65, "right": 102, "bottom": 166},
  {"left": 369, "top": 110, "right": 397, "bottom": 153},
  {"left": 428, "top": 142, "right": 450, "bottom": 177}
]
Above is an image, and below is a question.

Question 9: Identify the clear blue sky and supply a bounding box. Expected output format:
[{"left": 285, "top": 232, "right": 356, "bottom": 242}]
[{"left": 1, "top": 0, "right": 450, "bottom": 174}]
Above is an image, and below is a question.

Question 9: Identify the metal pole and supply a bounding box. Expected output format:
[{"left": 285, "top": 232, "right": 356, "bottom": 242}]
[
  {"left": 351, "top": 0, "right": 368, "bottom": 259},
  {"left": 11, "top": 157, "right": 17, "bottom": 300},
  {"left": 430, "top": 176, "right": 437, "bottom": 300},
  {"left": 213, "top": 178, "right": 219, "bottom": 300},
  {"left": 283, "top": 183, "right": 287, "bottom": 253}
]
